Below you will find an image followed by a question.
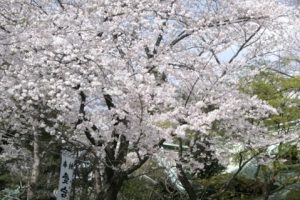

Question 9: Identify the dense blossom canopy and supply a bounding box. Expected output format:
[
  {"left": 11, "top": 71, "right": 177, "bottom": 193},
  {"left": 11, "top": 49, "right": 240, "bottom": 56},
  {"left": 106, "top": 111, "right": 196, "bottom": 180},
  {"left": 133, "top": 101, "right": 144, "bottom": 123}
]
[{"left": 0, "top": 0, "right": 299, "bottom": 199}]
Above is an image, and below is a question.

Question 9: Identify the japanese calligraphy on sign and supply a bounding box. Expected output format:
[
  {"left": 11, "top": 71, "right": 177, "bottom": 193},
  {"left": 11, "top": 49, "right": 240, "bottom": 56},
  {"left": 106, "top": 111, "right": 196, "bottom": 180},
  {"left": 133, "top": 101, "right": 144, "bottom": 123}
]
[{"left": 57, "top": 151, "right": 76, "bottom": 200}]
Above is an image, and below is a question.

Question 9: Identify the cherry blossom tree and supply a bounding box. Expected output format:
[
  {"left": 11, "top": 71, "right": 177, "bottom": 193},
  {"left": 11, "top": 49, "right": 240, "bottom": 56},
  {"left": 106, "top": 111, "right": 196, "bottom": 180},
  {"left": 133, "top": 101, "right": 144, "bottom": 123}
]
[{"left": 0, "top": 0, "right": 298, "bottom": 199}]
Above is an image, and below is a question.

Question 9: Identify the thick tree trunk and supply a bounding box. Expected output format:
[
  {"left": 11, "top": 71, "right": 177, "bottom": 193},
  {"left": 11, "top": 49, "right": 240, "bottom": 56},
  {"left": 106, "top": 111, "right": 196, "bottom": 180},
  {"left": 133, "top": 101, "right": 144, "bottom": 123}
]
[
  {"left": 176, "top": 139, "right": 197, "bottom": 200},
  {"left": 27, "top": 129, "right": 40, "bottom": 200},
  {"left": 96, "top": 175, "right": 124, "bottom": 200},
  {"left": 94, "top": 167, "right": 102, "bottom": 197},
  {"left": 176, "top": 163, "right": 197, "bottom": 200}
]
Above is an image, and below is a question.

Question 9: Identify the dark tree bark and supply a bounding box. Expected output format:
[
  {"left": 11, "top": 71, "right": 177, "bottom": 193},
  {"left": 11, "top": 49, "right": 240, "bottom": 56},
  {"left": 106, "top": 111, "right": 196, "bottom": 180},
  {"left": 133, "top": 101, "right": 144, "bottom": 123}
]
[
  {"left": 27, "top": 128, "right": 40, "bottom": 200},
  {"left": 176, "top": 163, "right": 197, "bottom": 200},
  {"left": 96, "top": 173, "right": 125, "bottom": 200}
]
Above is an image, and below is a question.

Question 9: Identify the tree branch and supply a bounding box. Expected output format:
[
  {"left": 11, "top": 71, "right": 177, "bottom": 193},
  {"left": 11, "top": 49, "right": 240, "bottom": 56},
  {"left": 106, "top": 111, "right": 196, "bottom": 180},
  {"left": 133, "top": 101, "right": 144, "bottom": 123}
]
[
  {"left": 209, "top": 150, "right": 262, "bottom": 199},
  {"left": 171, "top": 31, "right": 193, "bottom": 47},
  {"left": 74, "top": 87, "right": 100, "bottom": 146},
  {"left": 176, "top": 138, "right": 197, "bottom": 200},
  {"left": 184, "top": 76, "right": 200, "bottom": 107},
  {"left": 56, "top": 0, "right": 65, "bottom": 10},
  {"left": 171, "top": 16, "right": 268, "bottom": 47},
  {"left": 229, "top": 25, "right": 262, "bottom": 63}
]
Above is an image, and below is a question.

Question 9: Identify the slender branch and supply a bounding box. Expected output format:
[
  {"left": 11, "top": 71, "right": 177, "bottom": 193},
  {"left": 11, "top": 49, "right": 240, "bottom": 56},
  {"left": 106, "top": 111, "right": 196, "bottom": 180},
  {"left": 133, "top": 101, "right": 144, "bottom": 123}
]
[
  {"left": 144, "top": 45, "right": 153, "bottom": 59},
  {"left": 229, "top": 25, "right": 262, "bottom": 63},
  {"left": 153, "top": 33, "right": 163, "bottom": 55},
  {"left": 126, "top": 155, "right": 149, "bottom": 175},
  {"left": 0, "top": 25, "right": 10, "bottom": 33},
  {"left": 126, "top": 138, "right": 166, "bottom": 175},
  {"left": 56, "top": 0, "right": 65, "bottom": 10},
  {"left": 210, "top": 49, "right": 221, "bottom": 65},
  {"left": 74, "top": 87, "right": 100, "bottom": 146},
  {"left": 171, "top": 16, "right": 268, "bottom": 47},
  {"left": 30, "top": 0, "right": 48, "bottom": 15},
  {"left": 103, "top": 92, "right": 115, "bottom": 110},
  {"left": 266, "top": 68, "right": 295, "bottom": 78},
  {"left": 171, "top": 31, "right": 193, "bottom": 47},
  {"left": 184, "top": 76, "right": 200, "bottom": 107},
  {"left": 168, "top": 63, "right": 195, "bottom": 70}
]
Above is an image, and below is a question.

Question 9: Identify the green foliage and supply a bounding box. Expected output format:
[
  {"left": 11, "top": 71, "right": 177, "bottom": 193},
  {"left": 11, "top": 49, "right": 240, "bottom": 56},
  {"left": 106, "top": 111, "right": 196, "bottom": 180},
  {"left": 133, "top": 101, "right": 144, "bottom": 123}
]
[
  {"left": 231, "top": 149, "right": 260, "bottom": 165},
  {"left": 277, "top": 143, "right": 300, "bottom": 163},
  {"left": 194, "top": 141, "right": 300, "bottom": 200},
  {"left": 0, "top": 187, "right": 26, "bottom": 200},
  {"left": 240, "top": 71, "right": 300, "bottom": 127},
  {"left": 286, "top": 188, "right": 300, "bottom": 200},
  {"left": 0, "top": 174, "right": 13, "bottom": 188},
  {"left": 194, "top": 174, "right": 264, "bottom": 200},
  {"left": 0, "top": 162, "right": 25, "bottom": 198},
  {"left": 156, "top": 121, "right": 176, "bottom": 129},
  {"left": 0, "top": 161, "right": 19, "bottom": 190},
  {"left": 195, "top": 173, "right": 230, "bottom": 192},
  {"left": 120, "top": 160, "right": 187, "bottom": 200}
]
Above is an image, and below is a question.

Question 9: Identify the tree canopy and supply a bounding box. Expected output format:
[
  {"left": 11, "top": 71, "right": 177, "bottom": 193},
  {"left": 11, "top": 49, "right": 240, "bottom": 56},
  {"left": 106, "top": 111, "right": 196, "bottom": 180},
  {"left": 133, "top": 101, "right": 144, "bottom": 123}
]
[{"left": 0, "top": 0, "right": 299, "bottom": 199}]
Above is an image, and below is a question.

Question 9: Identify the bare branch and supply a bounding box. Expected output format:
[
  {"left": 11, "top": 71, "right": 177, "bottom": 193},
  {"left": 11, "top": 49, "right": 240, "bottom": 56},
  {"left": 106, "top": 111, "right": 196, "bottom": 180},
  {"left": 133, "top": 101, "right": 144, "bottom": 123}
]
[
  {"left": 184, "top": 76, "right": 200, "bottom": 107},
  {"left": 56, "top": 0, "right": 65, "bottom": 10},
  {"left": 171, "top": 31, "right": 193, "bottom": 47},
  {"left": 229, "top": 25, "right": 262, "bottom": 63}
]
